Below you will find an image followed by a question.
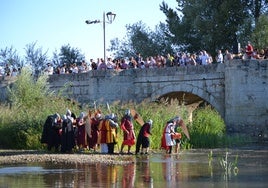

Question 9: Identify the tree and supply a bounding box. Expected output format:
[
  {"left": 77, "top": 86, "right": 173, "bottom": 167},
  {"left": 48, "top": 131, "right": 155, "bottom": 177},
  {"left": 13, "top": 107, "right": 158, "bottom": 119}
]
[
  {"left": 108, "top": 1, "right": 267, "bottom": 57},
  {"left": 0, "top": 47, "right": 23, "bottom": 68},
  {"left": 159, "top": 1, "right": 182, "bottom": 47},
  {"left": 109, "top": 37, "right": 132, "bottom": 59},
  {"left": 24, "top": 42, "right": 48, "bottom": 76},
  {"left": 109, "top": 21, "right": 175, "bottom": 59},
  {"left": 52, "top": 49, "right": 61, "bottom": 68},
  {"left": 236, "top": 0, "right": 268, "bottom": 48},
  {"left": 150, "top": 23, "right": 175, "bottom": 56},
  {"left": 127, "top": 21, "right": 161, "bottom": 58},
  {"left": 7, "top": 67, "right": 52, "bottom": 109},
  {"left": 245, "top": 0, "right": 268, "bottom": 22},
  {"left": 57, "top": 44, "right": 85, "bottom": 67},
  {"left": 160, "top": 0, "right": 251, "bottom": 56},
  {"left": 251, "top": 14, "right": 268, "bottom": 49}
]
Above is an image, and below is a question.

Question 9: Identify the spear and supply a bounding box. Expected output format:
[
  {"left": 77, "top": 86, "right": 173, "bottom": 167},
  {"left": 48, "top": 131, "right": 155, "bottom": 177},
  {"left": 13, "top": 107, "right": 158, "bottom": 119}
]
[
  {"left": 94, "top": 101, "right": 97, "bottom": 113},
  {"left": 106, "top": 102, "right": 111, "bottom": 114}
]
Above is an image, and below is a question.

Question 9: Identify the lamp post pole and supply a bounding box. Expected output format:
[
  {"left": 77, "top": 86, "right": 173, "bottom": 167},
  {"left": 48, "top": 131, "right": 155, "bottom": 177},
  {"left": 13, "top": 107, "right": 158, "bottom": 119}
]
[
  {"left": 85, "top": 12, "right": 116, "bottom": 63},
  {"left": 103, "top": 12, "right": 106, "bottom": 63}
]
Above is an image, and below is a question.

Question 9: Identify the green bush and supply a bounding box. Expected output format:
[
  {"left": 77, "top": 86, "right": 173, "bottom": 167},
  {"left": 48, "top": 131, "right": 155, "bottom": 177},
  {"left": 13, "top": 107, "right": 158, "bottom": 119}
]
[
  {"left": 118, "top": 100, "right": 188, "bottom": 150},
  {"left": 0, "top": 67, "right": 80, "bottom": 149},
  {"left": 189, "top": 106, "right": 225, "bottom": 148}
]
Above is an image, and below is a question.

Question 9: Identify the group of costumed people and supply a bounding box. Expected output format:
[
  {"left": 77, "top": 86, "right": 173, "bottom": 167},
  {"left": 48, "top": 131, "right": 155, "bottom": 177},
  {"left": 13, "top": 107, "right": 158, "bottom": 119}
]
[{"left": 41, "top": 108, "right": 189, "bottom": 155}]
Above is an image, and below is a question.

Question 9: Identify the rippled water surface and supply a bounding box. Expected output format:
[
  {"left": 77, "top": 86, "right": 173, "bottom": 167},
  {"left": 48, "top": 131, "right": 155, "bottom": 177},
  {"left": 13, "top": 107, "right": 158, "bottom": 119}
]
[{"left": 0, "top": 148, "right": 267, "bottom": 188}]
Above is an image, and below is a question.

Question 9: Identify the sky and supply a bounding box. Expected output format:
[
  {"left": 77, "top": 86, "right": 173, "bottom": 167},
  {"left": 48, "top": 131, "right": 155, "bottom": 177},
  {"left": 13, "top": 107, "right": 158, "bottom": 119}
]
[{"left": 0, "top": 0, "right": 178, "bottom": 62}]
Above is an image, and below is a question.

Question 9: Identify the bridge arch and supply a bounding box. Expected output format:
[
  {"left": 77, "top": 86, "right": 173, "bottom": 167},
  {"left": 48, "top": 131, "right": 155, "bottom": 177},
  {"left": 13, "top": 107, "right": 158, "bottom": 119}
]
[{"left": 149, "top": 82, "right": 225, "bottom": 119}]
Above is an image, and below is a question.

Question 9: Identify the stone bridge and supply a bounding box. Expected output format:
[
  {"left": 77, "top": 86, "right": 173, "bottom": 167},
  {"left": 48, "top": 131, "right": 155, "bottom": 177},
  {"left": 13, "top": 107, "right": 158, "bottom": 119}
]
[{"left": 0, "top": 60, "right": 267, "bottom": 139}]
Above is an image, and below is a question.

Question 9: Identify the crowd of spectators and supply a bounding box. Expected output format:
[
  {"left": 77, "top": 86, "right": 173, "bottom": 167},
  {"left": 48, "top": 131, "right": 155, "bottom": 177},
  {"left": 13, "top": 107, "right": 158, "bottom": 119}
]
[
  {"left": 44, "top": 46, "right": 268, "bottom": 75},
  {"left": 0, "top": 63, "right": 20, "bottom": 77},
  {"left": 1, "top": 45, "right": 268, "bottom": 77}
]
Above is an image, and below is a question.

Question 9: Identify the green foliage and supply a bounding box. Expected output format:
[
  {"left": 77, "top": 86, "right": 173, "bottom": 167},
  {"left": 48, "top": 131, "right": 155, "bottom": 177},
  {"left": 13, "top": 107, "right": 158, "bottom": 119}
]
[
  {"left": 7, "top": 67, "right": 53, "bottom": 109},
  {"left": 24, "top": 42, "right": 48, "bottom": 74},
  {"left": 0, "top": 106, "right": 44, "bottom": 149},
  {"left": 109, "top": 0, "right": 268, "bottom": 58},
  {"left": 58, "top": 44, "right": 85, "bottom": 67},
  {"left": 114, "top": 100, "right": 237, "bottom": 150},
  {"left": 0, "top": 47, "right": 23, "bottom": 67},
  {"left": 251, "top": 14, "right": 268, "bottom": 49},
  {"left": 125, "top": 100, "right": 179, "bottom": 150},
  {"left": 221, "top": 134, "right": 251, "bottom": 147},
  {"left": 190, "top": 106, "right": 225, "bottom": 148},
  {"left": 109, "top": 21, "right": 175, "bottom": 59},
  {"left": 247, "top": 0, "right": 268, "bottom": 20},
  {"left": 159, "top": 0, "right": 268, "bottom": 56},
  {"left": 0, "top": 68, "right": 80, "bottom": 149},
  {"left": 0, "top": 42, "right": 85, "bottom": 76}
]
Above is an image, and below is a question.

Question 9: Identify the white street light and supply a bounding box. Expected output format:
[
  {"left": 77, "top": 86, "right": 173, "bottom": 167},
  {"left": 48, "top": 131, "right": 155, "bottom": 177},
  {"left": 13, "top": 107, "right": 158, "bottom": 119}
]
[{"left": 85, "top": 12, "right": 116, "bottom": 63}]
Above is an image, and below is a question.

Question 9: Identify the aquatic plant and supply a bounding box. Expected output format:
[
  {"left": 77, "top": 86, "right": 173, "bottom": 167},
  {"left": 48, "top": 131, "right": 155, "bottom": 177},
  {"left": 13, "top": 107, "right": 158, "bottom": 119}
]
[
  {"left": 208, "top": 150, "right": 213, "bottom": 167},
  {"left": 219, "top": 151, "right": 239, "bottom": 180},
  {"left": 208, "top": 150, "right": 213, "bottom": 177}
]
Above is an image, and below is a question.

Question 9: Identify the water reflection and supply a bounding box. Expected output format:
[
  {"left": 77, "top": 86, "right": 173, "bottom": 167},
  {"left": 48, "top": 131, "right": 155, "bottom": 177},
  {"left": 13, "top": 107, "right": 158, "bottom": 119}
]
[
  {"left": 42, "top": 163, "right": 80, "bottom": 187},
  {"left": 161, "top": 154, "right": 181, "bottom": 187},
  {"left": 0, "top": 149, "right": 267, "bottom": 188},
  {"left": 121, "top": 163, "right": 135, "bottom": 187},
  {"left": 136, "top": 155, "right": 153, "bottom": 187}
]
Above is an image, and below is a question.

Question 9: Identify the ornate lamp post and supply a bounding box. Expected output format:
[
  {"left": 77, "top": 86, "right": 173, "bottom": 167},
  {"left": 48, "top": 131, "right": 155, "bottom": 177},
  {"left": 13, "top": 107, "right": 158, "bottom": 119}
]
[{"left": 85, "top": 11, "right": 116, "bottom": 62}]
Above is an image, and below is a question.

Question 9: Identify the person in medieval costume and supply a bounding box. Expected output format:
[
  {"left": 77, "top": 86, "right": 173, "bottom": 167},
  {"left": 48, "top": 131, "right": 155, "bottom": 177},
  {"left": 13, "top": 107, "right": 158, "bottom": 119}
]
[
  {"left": 76, "top": 112, "right": 88, "bottom": 151},
  {"left": 246, "top": 41, "right": 254, "bottom": 59},
  {"left": 120, "top": 109, "right": 136, "bottom": 154},
  {"left": 161, "top": 116, "right": 182, "bottom": 154},
  {"left": 135, "top": 119, "right": 153, "bottom": 155},
  {"left": 41, "top": 113, "right": 62, "bottom": 152},
  {"left": 174, "top": 123, "right": 182, "bottom": 153},
  {"left": 88, "top": 112, "right": 102, "bottom": 152},
  {"left": 61, "top": 109, "right": 76, "bottom": 153},
  {"left": 98, "top": 113, "right": 119, "bottom": 154}
]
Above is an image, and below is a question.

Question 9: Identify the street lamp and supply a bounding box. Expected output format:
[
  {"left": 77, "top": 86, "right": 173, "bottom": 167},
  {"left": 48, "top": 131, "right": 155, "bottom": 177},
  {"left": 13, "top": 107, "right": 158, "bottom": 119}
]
[{"left": 85, "top": 11, "right": 116, "bottom": 63}]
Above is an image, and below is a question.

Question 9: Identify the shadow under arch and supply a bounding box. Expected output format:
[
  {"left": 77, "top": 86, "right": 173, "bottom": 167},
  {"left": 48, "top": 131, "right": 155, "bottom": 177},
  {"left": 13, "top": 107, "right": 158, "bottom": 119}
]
[
  {"left": 149, "top": 82, "right": 225, "bottom": 120},
  {"left": 158, "top": 91, "right": 204, "bottom": 106},
  {"left": 154, "top": 91, "right": 226, "bottom": 126}
]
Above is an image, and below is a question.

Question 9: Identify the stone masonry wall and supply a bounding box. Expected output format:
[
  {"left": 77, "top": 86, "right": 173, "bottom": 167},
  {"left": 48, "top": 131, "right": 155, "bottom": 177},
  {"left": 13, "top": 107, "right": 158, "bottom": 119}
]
[{"left": 224, "top": 60, "right": 268, "bottom": 138}]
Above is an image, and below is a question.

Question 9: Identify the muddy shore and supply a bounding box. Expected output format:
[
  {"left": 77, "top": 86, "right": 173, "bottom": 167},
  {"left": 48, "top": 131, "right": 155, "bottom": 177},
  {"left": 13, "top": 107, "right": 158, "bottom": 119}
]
[
  {"left": 0, "top": 150, "right": 135, "bottom": 165},
  {"left": 1, "top": 144, "right": 267, "bottom": 166}
]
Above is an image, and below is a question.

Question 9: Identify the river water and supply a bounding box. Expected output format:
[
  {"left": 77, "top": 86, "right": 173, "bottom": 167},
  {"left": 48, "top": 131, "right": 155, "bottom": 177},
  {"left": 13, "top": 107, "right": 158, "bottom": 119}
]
[{"left": 0, "top": 148, "right": 267, "bottom": 188}]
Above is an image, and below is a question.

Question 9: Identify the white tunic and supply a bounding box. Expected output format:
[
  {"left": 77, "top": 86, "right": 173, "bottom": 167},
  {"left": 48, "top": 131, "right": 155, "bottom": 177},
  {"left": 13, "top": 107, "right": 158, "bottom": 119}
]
[{"left": 164, "top": 122, "right": 175, "bottom": 146}]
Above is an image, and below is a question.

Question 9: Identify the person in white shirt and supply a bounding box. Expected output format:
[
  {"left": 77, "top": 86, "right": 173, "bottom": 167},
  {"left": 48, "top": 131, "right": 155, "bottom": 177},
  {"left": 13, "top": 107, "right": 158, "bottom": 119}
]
[
  {"left": 45, "top": 63, "right": 54, "bottom": 75},
  {"left": 71, "top": 63, "right": 79, "bottom": 74},
  {"left": 201, "top": 50, "right": 209, "bottom": 65},
  {"left": 216, "top": 50, "right": 224, "bottom": 63},
  {"left": 60, "top": 64, "right": 66, "bottom": 74},
  {"left": 106, "top": 58, "right": 115, "bottom": 69}
]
